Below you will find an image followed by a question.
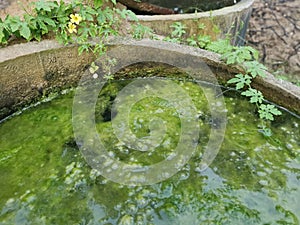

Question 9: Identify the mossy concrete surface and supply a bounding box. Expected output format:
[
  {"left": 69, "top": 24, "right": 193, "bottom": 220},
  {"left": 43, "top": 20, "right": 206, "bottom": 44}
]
[
  {"left": 0, "top": 40, "right": 95, "bottom": 119},
  {"left": 0, "top": 38, "right": 299, "bottom": 120},
  {"left": 136, "top": 0, "right": 254, "bottom": 46}
]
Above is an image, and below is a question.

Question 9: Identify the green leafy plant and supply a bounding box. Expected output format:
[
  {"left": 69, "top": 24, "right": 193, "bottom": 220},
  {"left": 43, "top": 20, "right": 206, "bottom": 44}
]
[
  {"left": 227, "top": 73, "right": 252, "bottom": 90},
  {"left": 258, "top": 104, "right": 282, "bottom": 121},
  {"left": 221, "top": 43, "right": 282, "bottom": 122},
  {"left": 198, "top": 23, "right": 206, "bottom": 30},
  {"left": 196, "top": 35, "right": 211, "bottom": 48},
  {"left": 206, "top": 38, "right": 233, "bottom": 54},
  {"left": 221, "top": 46, "right": 257, "bottom": 64},
  {"left": 241, "top": 88, "right": 264, "bottom": 104},
  {"left": 0, "top": 0, "right": 142, "bottom": 56},
  {"left": 101, "top": 57, "right": 117, "bottom": 80},
  {"left": 0, "top": 0, "right": 149, "bottom": 81},
  {"left": 0, "top": 0, "right": 75, "bottom": 43},
  {"left": 131, "top": 23, "right": 154, "bottom": 40},
  {"left": 165, "top": 21, "right": 283, "bottom": 135},
  {"left": 170, "top": 22, "right": 186, "bottom": 38},
  {"left": 258, "top": 125, "right": 272, "bottom": 137},
  {"left": 162, "top": 22, "right": 187, "bottom": 43},
  {"left": 186, "top": 35, "right": 198, "bottom": 47}
]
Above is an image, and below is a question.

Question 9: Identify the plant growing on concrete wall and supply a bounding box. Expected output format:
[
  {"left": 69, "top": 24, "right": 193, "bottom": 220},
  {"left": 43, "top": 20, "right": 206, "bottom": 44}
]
[
  {"left": 207, "top": 39, "right": 282, "bottom": 123},
  {"left": 166, "top": 21, "right": 282, "bottom": 135},
  {"left": 0, "top": 0, "right": 152, "bottom": 78},
  {"left": 0, "top": 0, "right": 142, "bottom": 53}
]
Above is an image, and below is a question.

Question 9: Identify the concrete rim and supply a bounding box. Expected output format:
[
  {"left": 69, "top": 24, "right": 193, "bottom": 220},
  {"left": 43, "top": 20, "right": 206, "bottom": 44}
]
[
  {"left": 0, "top": 38, "right": 299, "bottom": 119},
  {"left": 136, "top": 0, "right": 255, "bottom": 21}
]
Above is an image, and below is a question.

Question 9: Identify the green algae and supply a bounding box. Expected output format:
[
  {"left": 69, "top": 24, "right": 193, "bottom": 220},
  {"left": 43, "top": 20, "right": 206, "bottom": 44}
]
[{"left": 0, "top": 79, "right": 299, "bottom": 225}]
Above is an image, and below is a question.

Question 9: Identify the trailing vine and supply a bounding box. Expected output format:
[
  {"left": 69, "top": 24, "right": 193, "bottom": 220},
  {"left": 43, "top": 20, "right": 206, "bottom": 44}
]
[{"left": 163, "top": 22, "right": 282, "bottom": 135}]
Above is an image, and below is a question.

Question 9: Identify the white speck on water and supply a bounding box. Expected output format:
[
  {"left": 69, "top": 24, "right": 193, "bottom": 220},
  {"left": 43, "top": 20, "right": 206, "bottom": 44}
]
[
  {"left": 230, "top": 152, "right": 236, "bottom": 156},
  {"left": 257, "top": 171, "right": 267, "bottom": 176},
  {"left": 166, "top": 152, "right": 176, "bottom": 160},
  {"left": 112, "top": 163, "right": 119, "bottom": 170},
  {"left": 259, "top": 180, "right": 268, "bottom": 186},
  {"left": 108, "top": 151, "right": 115, "bottom": 157}
]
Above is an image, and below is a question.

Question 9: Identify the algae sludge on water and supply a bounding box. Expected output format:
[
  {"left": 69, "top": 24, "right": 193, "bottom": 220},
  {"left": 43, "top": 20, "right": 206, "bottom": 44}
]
[{"left": 0, "top": 78, "right": 299, "bottom": 224}]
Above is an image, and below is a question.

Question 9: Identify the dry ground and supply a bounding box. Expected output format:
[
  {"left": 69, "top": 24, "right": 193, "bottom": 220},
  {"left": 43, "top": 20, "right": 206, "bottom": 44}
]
[{"left": 246, "top": 0, "right": 300, "bottom": 83}]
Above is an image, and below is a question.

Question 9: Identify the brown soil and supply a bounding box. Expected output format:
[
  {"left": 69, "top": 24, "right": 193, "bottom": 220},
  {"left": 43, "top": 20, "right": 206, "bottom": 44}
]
[
  {"left": 247, "top": 0, "right": 300, "bottom": 83},
  {"left": 0, "top": 0, "right": 33, "bottom": 18},
  {"left": 1, "top": 0, "right": 299, "bottom": 83}
]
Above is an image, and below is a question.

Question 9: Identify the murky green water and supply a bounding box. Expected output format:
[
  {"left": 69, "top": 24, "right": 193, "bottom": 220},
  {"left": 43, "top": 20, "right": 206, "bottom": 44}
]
[{"left": 0, "top": 79, "right": 299, "bottom": 224}]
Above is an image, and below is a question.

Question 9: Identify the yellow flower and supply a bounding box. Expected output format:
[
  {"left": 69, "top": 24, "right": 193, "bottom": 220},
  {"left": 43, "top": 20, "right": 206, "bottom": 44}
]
[
  {"left": 68, "top": 22, "right": 77, "bottom": 33},
  {"left": 70, "top": 13, "right": 82, "bottom": 25}
]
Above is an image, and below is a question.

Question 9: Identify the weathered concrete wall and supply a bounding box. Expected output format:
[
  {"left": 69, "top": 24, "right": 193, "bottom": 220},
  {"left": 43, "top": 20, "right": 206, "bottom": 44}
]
[
  {"left": 136, "top": 0, "right": 254, "bottom": 45},
  {"left": 0, "top": 40, "right": 95, "bottom": 119},
  {"left": 112, "top": 39, "right": 300, "bottom": 115},
  {"left": 0, "top": 38, "right": 299, "bottom": 120}
]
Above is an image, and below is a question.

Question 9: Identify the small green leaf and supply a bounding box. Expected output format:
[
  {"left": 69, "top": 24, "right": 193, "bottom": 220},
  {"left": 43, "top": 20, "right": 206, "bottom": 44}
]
[
  {"left": 269, "top": 106, "right": 282, "bottom": 115},
  {"left": 37, "top": 19, "right": 48, "bottom": 34},
  {"left": 43, "top": 17, "right": 56, "bottom": 27},
  {"left": 243, "top": 61, "right": 267, "bottom": 78},
  {"left": 24, "top": 14, "right": 37, "bottom": 30},
  {"left": 89, "top": 62, "right": 99, "bottom": 74},
  {"left": 78, "top": 44, "right": 89, "bottom": 55},
  {"left": 241, "top": 90, "right": 253, "bottom": 96},
  {"left": 131, "top": 23, "right": 153, "bottom": 39},
  {"left": 213, "top": 24, "right": 221, "bottom": 34},
  {"left": 86, "top": 6, "right": 97, "bottom": 15},
  {"left": 0, "top": 26, "right": 7, "bottom": 43},
  {"left": 20, "top": 23, "right": 31, "bottom": 40},
  {"left": 116, "top": 8, "right": 127, "bottom": 19},
  {"left": 206, "top": 39, "right": 233, "bottom": 54},
  {"left": 241, "top": 88, "right": 264, "bottom": 103},
  {"left": 34, "top": 33, "right": 42, "bottom": 42},
  {"left": 94, "top": 0, "right": 103, "bottom": 8},
  {"left": 78, "top": 26, "right": 89, "bottom": 39},
  {"left": 82, "top": 12, "right": 94, "bottom": 21},
  {"left": 170, "top": 22, "right": 186, "bottom": 38},
  {"left": 163, "top": 36, "right": 180, "bottom": 43},
  {"left": 35, "top": 0, "right": 58, "bottom": 12},
  {"left": 223, "top": 46, "right": 253, "bottom": 65},
  {"left": 226, "top": 56, "right": 236, "bottom": 65},
  {"left": 227, "top": 73, "right": 252, "bottom": 90},
  {"left": 197, "top": 35, "right": 211, "bottom": 48},
  {"left": 187, "top": 36, "right": 198, "bottom": 47},
  {"left": 244, "top": 46, "right": 259, "bottom": 60},
  {"left": 126, "top": 10, "right": 138, "bottom": 22},
  {"left": 198, "top": 23, "right": 206, "bottom": 30},
  {"left": 8, "top": 16, "right": 22, "bottom": 32},
  {"left": 88, "top": 23, "right": 97, "bottom": 37},
  {"left": 258, "top": 104, "right": 282, "bottom": 121},
  {"left": 258, "top": 126, "right": 272, "bottom": 137},
  {"left": 0, "top": 19, "right": 9, "bottom": 43}
]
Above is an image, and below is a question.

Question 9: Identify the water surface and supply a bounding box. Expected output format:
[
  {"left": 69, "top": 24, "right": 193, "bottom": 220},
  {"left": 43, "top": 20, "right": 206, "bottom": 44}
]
[{"left": 0, "top": 79, "right": 299, "bottom": 224}]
